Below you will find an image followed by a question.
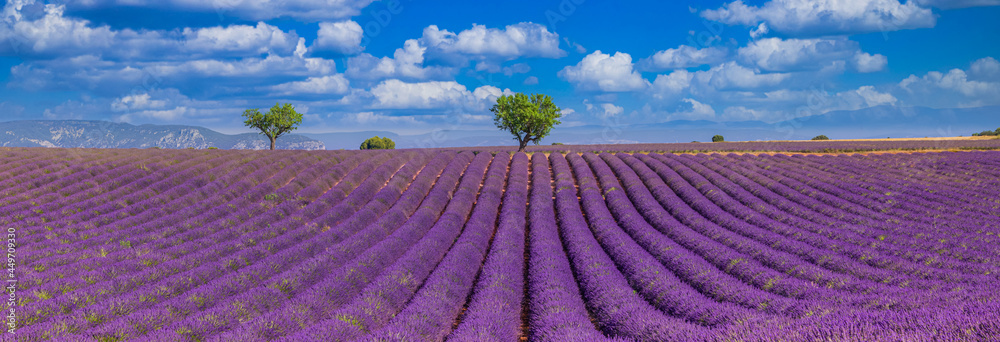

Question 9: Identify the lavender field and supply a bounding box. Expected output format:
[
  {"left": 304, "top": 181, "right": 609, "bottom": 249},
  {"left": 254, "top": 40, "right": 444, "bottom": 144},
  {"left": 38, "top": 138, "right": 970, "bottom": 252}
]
[{"left": 2, "top": 146, "right": 999, "bottom": 342}]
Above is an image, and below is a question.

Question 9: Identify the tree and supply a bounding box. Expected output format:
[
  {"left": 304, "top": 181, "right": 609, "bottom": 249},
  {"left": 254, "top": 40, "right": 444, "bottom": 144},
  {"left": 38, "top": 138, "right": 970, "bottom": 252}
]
[
  {"left": 242, "top": 103, "right": 303, "bottom": 150},
  {"left": 812, "top": 135, "right": 830, "bottom": 141},
  {"left": 360, "top": 136, "right": 395, "bottom": 150},
  {"left": 712, "top": 135, "right": 725, "bottom": 142},
  {"left": 492, "top": 93, "right": 562, "bottom": 152}
]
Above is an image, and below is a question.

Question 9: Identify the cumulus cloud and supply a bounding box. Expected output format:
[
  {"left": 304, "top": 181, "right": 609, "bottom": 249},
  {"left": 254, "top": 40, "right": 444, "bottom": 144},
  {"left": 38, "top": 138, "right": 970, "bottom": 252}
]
[
  {"left": 640, "top": 45, "right": 728, "bottom": 71},
  {"left": 749, "top": 22, "right": 769, "bottom": 39},
  {"left": 180, "top": 22, "right": 301, "bottom": 57},
  {"left": 694, "top": 61, "right": 790, "bottom": 90},
  {"left": 668, "top": 98, "right": 717, "bottom": 121},
  {"left": 737, "top": 37, "right": 879, "bottom": 72},
  {"left": 852, "top": 52, "right": 888, "bottom": 73},
  {"left": 314, "top": 21, "right": 364, "bottom": 54},
  {"left": 1, "top": 4, "right": 115, "bottom": 56},
  {"left": 269, "top": 75, "right": 350, "bottom": 96},
  {"left": 559, "top": 50, "right": 649, "bottom": 92},
  {"left": 368, "top": 79, "right": 507, "bottom": 110},
  {"left": 111, "top": 93, "right": 168, "bottom": 112},
  {"left": 523, "top": 76, "right": 539, "bottom": 85},
  {"left": 345, "top": 39, "right": 454, "bottom": 82},
  {"left": 969, "top": 57, "right": 1000, "bottom": 81},
  {"left": 702, "top": 0, "right": 936, "bottom": 36},
  {"left": 649, "top": 70, "right": 694, "bottom": 101},
  {"left": 420, "top": 22, "right": 565, "bottom": 61},
  {"left": 0, "top": 4, "right": 302, "bottom": 59},
  {"left": 66, "top": 0, "right": 376, "bottom": 21},
  {"left": 838, "top": 85, "right": 898, "bottom": 109},
  {"left": 898, "top": 57, "right": 1000, "bottom": 107}
]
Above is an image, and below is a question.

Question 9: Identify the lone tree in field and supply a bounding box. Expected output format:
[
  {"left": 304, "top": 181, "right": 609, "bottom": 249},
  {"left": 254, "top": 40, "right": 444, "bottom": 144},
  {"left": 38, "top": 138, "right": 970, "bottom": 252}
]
[
  {"left": 712, "top": 135, "right": 725, "bottom": 142},
  {"left": 242, "top": 102, "right": 303, "bottom": 150},
  {"left": 492, "top": 93, "right": 562, "bottom": 152},
  {"left": 360, "top": 136, "right": 395, "bottom": 150},
  {"left": 812, "top": 135, "right": 830, "bottom": 140}
]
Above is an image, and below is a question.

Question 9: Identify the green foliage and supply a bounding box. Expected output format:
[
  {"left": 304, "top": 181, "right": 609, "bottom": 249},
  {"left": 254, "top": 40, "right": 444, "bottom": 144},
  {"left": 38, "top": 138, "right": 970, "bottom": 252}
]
[
  {"left": 551, "top": 142, "right": 564, "bottom": 145},
  {"left": 492, "top": 93, "right": 562, "bottom": 152},
  {"left": 207, "top": 147, "right": 219, "bottom": 150},
  {"left": 360, "top": 136, "right": 396, "bottom": 150},
  {"left": 712, "top": 135, "right": 725, "bottom": 142},
  {"left": 242, "top": 102, "right": 303, "bottom": 150},
  {"left": 972, "top": 128, "right": 1000, "bottom": 137},
  {"left": 812, "top": 135, "right": 830, "bottom": 141}
]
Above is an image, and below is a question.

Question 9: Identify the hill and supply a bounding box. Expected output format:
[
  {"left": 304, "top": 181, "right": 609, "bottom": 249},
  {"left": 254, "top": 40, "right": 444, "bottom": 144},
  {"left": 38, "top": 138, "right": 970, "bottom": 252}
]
[{"left": 0, "top": 120, "right": 324, "bottom": 150}]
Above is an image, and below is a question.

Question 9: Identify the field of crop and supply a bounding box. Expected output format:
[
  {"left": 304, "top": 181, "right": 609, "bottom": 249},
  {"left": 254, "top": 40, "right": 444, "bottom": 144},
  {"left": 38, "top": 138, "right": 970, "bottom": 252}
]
[{"left": 2, "top": 146, "right": 999, "bottom": 341}]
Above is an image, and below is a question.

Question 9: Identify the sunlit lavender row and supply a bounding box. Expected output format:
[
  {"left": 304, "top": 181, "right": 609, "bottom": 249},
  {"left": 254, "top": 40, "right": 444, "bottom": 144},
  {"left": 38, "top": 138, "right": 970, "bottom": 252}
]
[{"left": 2, "top": 146, "right": 998, "bottom": 341}]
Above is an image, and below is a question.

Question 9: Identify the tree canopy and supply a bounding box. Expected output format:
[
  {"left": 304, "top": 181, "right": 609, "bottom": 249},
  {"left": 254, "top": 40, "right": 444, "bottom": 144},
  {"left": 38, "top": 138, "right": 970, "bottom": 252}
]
[
  {"left": 712, "top": 135, "right": 725, "bottom": 142},
  {"left": 491, "top": 93, "right": 562, "bottom": 152},
  {"left": 812, "top": 135, "right": 830, "bottom": 140},
  {"left": 242, "top": 102, "right": 303, "bottom": 150},
  {"left": 360, "top": 136, "right": 396, "bottom": 150}
]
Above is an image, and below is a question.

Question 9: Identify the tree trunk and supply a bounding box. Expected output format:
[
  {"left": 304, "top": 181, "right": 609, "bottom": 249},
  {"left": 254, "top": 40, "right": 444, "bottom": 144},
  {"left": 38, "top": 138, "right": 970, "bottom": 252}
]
[
  {"left": 269, "top": 136, "right": 276, "bottom": 150},
  {"left": 518, "top": 139, "right": 528, "bottom": 153}
]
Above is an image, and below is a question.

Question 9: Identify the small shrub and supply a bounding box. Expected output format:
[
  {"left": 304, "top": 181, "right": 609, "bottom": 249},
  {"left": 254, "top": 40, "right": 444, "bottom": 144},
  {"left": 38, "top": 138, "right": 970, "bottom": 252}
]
[
  {"left": 712, "top": 135, "right": 725, "bottom": 143},
  {"left": 207, "top": 147, "right": 219, "bottom": 150},
  {"left": 551, "top": 142, "right": 564, "bottom": 145},
  {"left": 360, "top": 136, "right": 395, "bottom": 150},
  {"left": 812, "top": 135, "right": 830, "bottom": 141}
]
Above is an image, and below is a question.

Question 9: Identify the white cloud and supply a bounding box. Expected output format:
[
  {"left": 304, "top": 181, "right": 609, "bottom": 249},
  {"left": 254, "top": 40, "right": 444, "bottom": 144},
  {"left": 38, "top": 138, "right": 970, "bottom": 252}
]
[
  {"left": 523, "top": 76, "right": 539, "bottom": 85},
  {"left": 368, "top": 79, "right": 505, "bottom": 110},
  {"left": 558, "top": 50, "right": 649, "bottom": 92},
  {"left": 314, "top": 20, "right": 364, "bottom": 54},
  {"left": 969, "top": 57, "right": 1000, "bottom": 81},
  {"left": 898, "top": 57, "right": 1000, "bottom": 107},
  {"left": 702, "top": 0, "right": 936, "bottom": 36},
  {"left": 721, "top": 106, "right": 774, "bottom": 121},
  {"left": 852, "top": 52, "right": 888, "bottom": 73},
  {"left": 0, "top": 4, "right": 302, "bottom": 59},
  {"left": 640, "top": 45, "right": 728, "bottom": 71},
  {"left": 737, "top": 37, "right": 863, "bottom": 72},
  {"left": 181, "top": 22, "right": 301, "bottom": 57},
  {"left": 420, "top": 22, "right": 565, "bottom": 60},
  {"left": 1, "top": 4, "right": 115, "bottom": 56},
  {"left": 111, "top": 93, "right": 167, "bottom": 111},
  {"left": 694, "top": 61, "right": 790, "bottom": 90},
  {"left": 749, "top": 22, "right": 769, "bottom": 39},
  {"left": 838, "top": 85, "right": 898, "bottom": 109},
  {"left": 668, "top": 98, "right": 717, "bottom": 121},
  {"left": 269, "top": 75, "right": 350, "bottom": 95},
  {"left": 912, "top": 0, "right": 1000, "bottom": 9},
  {"left": 345, "top": 39, "right": 453, "bottom": 81},
  {"left": 594, "top": 103, "right": 624, "bottom": 119},
  {"left": 67, "top": 0, "right": 376, "bottom": 21},
  {"left": 649, "top": 70, "right": 694, "bottom": 100}
]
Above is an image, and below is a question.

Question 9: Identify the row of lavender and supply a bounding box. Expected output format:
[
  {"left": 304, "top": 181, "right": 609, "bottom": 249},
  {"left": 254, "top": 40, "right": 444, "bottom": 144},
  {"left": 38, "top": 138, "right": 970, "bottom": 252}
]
[
  {"left": 2, "top": 147, "right": 998, "bottom": 341},
  {"left": 443, "top": 138, "right": 1000, "bottom": 154}
]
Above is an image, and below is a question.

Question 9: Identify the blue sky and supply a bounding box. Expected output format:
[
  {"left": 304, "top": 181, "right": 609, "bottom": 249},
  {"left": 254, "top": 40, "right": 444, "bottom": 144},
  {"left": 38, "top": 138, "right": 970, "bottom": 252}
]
[{"left": 1, "top": 0, "right": 999, "bottom": 135}]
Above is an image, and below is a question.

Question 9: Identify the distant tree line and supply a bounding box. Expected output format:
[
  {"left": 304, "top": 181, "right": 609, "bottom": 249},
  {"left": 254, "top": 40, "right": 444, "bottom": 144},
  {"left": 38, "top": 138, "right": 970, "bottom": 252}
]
[{"left": 971, "top": 128, "right": 1000, "bottom": 137}]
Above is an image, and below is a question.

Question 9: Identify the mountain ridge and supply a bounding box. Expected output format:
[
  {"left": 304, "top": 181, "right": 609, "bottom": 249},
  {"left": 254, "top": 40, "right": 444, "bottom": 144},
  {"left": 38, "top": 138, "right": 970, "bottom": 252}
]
[{"left": 0, "top": 120, "right": 325, "bottom": 150}]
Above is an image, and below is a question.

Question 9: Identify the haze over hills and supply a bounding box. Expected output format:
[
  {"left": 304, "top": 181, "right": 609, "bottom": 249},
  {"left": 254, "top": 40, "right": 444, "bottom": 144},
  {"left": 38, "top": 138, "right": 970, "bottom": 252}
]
[
  {"left": 0, "top": 120, "right": 325, "bottom": 150},
  {"left": 1, "top": 106, "right": 996, "bottom": 150}
]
